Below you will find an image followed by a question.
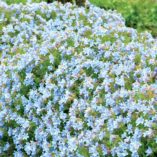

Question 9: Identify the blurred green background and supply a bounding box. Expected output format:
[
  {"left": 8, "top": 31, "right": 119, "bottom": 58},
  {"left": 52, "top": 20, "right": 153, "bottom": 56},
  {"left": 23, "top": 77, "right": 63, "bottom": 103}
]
[{"left": 2, "top": 0, "right": 157, "bottom": 37}]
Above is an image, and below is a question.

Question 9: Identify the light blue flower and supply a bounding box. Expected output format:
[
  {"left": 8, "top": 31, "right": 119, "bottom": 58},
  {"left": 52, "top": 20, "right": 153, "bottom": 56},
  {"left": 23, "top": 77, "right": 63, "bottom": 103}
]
[{"left": 146, "top": 147, "right": 152, "bottom": 156}]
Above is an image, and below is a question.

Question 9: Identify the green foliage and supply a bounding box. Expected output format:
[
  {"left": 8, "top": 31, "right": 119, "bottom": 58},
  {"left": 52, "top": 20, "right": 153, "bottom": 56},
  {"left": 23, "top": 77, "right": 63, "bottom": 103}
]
[
  {"left": 78, "top": 147, "right": 90, "bottom": 157},
  {"left": 75, "top": 0, "right": 86, "bottom": 6},
  {"left": 90, "top": 0, "right": 157, "bottom": 37}
]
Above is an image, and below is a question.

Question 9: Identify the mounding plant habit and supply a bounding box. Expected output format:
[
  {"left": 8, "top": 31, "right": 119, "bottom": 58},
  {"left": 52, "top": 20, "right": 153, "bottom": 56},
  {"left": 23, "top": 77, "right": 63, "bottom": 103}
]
[{"left": 0, "top": 1, "right": 157, "bottom": 157}]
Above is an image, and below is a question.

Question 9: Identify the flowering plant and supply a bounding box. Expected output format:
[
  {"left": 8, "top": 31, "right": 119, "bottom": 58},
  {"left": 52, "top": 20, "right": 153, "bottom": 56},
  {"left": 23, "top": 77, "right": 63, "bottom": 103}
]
[{"left": 0, "top": 1, "right": 157, "bottom": 157}]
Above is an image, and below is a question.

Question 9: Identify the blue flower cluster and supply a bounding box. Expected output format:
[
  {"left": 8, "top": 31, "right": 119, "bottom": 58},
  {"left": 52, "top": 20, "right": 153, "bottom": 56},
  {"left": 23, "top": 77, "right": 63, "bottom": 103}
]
[{"left": 0, "top": 1, "right": 157, "bottom": 157}]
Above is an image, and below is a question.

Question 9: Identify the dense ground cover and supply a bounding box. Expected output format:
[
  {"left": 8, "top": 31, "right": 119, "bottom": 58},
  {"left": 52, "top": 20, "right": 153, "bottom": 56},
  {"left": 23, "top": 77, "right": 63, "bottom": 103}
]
[
  {"left": 4, "top": 0, "right": 157, "bottom": 37},
  {"left": 0, "top": 1, "right": 157, "bottom": 157}
]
